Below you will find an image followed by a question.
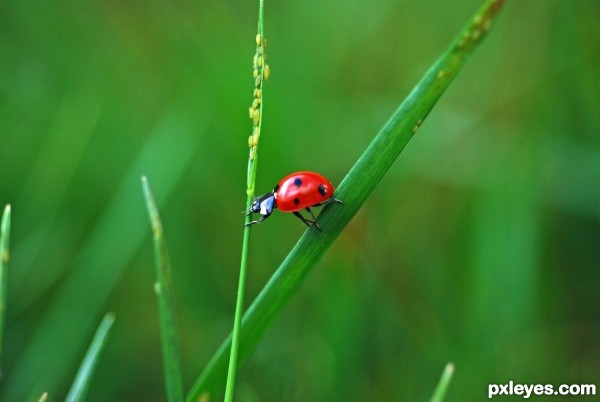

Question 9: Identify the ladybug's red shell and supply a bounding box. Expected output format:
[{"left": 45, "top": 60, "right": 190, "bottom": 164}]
[{"left": 274, "top": 171, "right": 335, "bottom": 212}]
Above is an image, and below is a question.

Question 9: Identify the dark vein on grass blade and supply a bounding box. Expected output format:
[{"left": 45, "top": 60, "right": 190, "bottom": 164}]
[{"left": 187, "top": 0, "right": 505, "bottom": 399}]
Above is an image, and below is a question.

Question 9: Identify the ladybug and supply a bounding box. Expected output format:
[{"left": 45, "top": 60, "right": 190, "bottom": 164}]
[{"left": 246, "top": 171, "right": 343, "bottom": 230}]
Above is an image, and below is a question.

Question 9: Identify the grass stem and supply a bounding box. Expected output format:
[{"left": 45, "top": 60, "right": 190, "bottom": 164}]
[{"left": 224, "top": 1, "right": 266, "bottom": 401}]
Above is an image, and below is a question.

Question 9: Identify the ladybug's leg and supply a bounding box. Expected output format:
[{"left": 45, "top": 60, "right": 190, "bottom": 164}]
[
  {"left": 292, "top": 211, "right": 323, "bottom": 232},
  {"left": 292, "top": 211, "right": 312, "bottom": 227},
  {"left": 305, "top": 207, "right": 317, "bottom": 220},
  {"left": 244, "top": 213, "right": 270, "bottom": 227},
  {"left": 322, "top": 197, "right": 344, "bottom": 206},
  {"left": 304, "top": 207, "right": 323, "bottom": 231}
]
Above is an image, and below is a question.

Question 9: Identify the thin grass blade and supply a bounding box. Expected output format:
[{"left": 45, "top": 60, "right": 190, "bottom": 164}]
[
  {"left": 0, "top": 205, "right": 11, "bottom": 372},
  {"left": 142, "top": 176, "right": 184, "bottom": 402},
  {"left": 65, "top": 312, "right": 115, "bottom": 402},
  {"left": 187, "top": 0, "right": 505, "bottom": 399},
  {"left": 430, "top": 363, "right": 455, "bottom": 402}
]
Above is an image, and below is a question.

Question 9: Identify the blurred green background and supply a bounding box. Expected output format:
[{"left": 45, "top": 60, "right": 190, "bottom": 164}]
[{"left": 1, "top": 0, "right": 599, "bottom": 401}]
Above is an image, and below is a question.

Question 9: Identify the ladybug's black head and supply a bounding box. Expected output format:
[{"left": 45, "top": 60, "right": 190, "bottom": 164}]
[{"left": 248, "top": 192, "right": 277, "bottom": 217}]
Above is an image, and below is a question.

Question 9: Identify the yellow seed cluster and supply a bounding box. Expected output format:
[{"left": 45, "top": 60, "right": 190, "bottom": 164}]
[{"left": 248, "top": 34, "right": 270, "bottom": 160}]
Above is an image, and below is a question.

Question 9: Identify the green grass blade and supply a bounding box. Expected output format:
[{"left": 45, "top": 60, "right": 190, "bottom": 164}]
[
  {"left": 65, "top": 312, "right": 115, "bottom": 402},
  {"left": 187, "top": 0, "right": 505, "bottom": 399},
  {"left": 429, "top": 363, "right": 455, "bottom": 402},
  {"left": 142, "top": 176, "right": 185, "bottom": 402},
  {"left": 0, "top": 205, "right": 11, "bottom": 371}
]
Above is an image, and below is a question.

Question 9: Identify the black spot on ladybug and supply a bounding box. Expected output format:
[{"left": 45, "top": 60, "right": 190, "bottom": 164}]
[
  {"left": 294, "top": 178, "right": 302, "bottom": 187},
  {"left": 293, "top": 198, "right": 300, "bottom": 205},
  {"left": 273, "top": 184, "right": 280, "bottom": 192},
  {"left": 318, "top": 184, "right": 327, "bottom": 197}
]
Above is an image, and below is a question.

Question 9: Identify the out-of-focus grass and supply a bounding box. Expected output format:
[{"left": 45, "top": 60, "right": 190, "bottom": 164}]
[
  {"left": 65, "top": 312, "right": 115, "bottom": 402},
  {"left": 142, "top": 177, "right": 184, "bottom": 402},
  {"left": 3, "top": 114, "right": 200, "bottom": 400},
  {"left": 1, "top": 0, "right": 599, "bottom": 401},
  {"left": 430, "top": 363, "right": 455, "bottom": 402},
  {"left": 0, "top": 205, "right": 10, "bottom": 369}
]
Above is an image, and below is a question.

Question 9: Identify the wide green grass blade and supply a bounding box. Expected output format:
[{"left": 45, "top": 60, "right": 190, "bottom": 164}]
[
  {"left": 187, "top": 0, "right": 505, "bottom": 399},
  {"left": 65, "top": 312, "right": 115, "bottom": 402},
  {"left": 0, "top": 205, "right": 11, "bottom": 371},
  {"left": 142, "top": 176, "right": 184, "bottom": 402},
  {"left": 429, "top": 363, "right": 455, "bottom": 402}
]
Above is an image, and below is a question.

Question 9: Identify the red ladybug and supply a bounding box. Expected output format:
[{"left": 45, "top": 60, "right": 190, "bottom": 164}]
[{"left": 246, "top": 171, "right": 343, "bottom": 230}]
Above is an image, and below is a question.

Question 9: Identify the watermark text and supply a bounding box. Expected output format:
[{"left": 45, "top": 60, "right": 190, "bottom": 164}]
[{"left": 488, "top": 381, "right": 596, "bottom": 399}]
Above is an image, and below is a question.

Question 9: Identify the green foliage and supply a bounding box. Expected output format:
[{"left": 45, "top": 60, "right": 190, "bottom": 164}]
[
  {"left": 1, "top": 115, "right": 198, "bottom": 401},
  {"left": 1, "top": 0, "right": 599, "bottom": 401}
]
